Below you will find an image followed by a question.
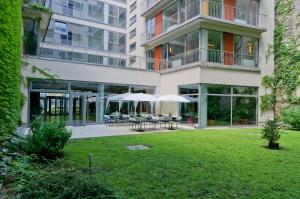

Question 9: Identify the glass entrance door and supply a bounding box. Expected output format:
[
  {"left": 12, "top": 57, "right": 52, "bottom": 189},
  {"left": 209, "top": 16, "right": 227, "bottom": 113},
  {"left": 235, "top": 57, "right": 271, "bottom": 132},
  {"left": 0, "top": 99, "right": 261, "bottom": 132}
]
[
  {"left": 72, "top": 94, "right": 85, "bottom": 126},
  {"left": 86, "top": 95, "right": 97, "bottom": 124}
]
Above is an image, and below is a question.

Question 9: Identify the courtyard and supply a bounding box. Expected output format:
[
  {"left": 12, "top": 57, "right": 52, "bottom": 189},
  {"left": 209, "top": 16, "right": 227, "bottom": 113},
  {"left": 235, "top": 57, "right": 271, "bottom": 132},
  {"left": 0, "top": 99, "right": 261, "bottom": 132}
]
[{"left": 63, "top": 128, "right": 300, "bottom": 198}]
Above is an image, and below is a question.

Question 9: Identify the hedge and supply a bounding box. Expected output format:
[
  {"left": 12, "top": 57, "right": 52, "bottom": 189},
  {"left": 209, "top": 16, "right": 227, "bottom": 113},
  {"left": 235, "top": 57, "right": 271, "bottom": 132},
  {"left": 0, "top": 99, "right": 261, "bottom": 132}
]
[{"left": 0, "top": 0, "right": 22, "bottom": 142}]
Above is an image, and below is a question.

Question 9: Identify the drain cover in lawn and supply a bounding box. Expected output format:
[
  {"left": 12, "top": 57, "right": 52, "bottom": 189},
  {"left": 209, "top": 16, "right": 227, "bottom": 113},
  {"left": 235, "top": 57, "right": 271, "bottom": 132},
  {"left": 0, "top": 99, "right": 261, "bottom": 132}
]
[{"left": 127, "top": 145, "right": 150, "bottom": 150}]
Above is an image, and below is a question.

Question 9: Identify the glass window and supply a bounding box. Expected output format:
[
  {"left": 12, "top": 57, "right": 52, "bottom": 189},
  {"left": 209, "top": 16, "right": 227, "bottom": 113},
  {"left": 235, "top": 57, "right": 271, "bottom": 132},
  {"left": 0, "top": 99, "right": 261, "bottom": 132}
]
[
  {"left": 208, "top": 0, "right": 222, "bottom": 18},
  {"left": 31, "top": 80, "right": 68, "bottom": 90},
  {"left": 180, "top": 85, "right": 199, "bottom": 124},
  {"left": 186, "top": 30, "right": 199, "bottom": 63},
  {"left": 207, "top": 96, "right": 231, "bottom": 126},
  {"left": 163, "top": 2, "right": 178, "bottom": 32},
  {"left": 130, "top": 1, "right": 136, "bottom": 12},
  {"left": 146, "top": 49, "right": 154, "bottom": 70},
  {"left": 129, "top": 42, "right": 136, "bottom": 51},
  {"left": 30, "top": 92, "right": 70, "bottom": 122},
  {"left": 146, "top": 17, "right": 155, "bottom": 39},
  {"left": 186, "top": 0, "right": 200, "bottom": 20},
  {"left": 129, "top": 28, "right": 136, "bottom": 38},
  {"left": 242, "top": 37, "right": 258, "bottom": 67},
  {"left": 71, "top": 83, "right": 98, "bottom": 93},
  {"left": 232, "top": 97, "right": 257, "bottom": 125},
  {"left": 233, "top": 86, "right": 257, "bottom": 95},
  {"left": 88, "top": 1, "right": 104, "bottom": 22},
  {"left": 168, "top": 36, "right": 185, "bottom": 68},
  {"left": 179, "top": 0, "right": 186, "bottom": 23},
  {"left": 207, "top": 84, "right": 231, "bottom": 94},
  {"left": 130, "top": 15, "right": 136, "bottom": 26},
  {"left": 129, "top": 56, "right": 136, "bottom": 65},
  {"left": 207, "top": 30, "right": 222, "bottom": 63},
  {"left": 23, "top": 18, "right": 39, "bottom": 55},
  {"left": 235, "top": 0, "right": 259, "bottom": 25}
]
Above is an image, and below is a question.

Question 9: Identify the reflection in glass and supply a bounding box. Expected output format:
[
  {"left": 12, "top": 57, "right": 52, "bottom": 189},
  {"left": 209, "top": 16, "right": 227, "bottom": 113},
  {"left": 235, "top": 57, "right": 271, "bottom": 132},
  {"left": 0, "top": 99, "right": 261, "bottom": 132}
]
[
  {"left": 232, "top": 97, "right": 257, "bottom": 125},
  {"left": 207, "top": 96, "right": 231, "bottom": 126}
]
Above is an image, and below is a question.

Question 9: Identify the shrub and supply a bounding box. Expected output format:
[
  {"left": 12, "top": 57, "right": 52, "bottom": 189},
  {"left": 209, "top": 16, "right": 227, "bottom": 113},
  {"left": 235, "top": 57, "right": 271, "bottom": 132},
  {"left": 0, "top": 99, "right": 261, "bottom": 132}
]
[
  {"left": 26, "top": 117, "right": 71, "bottom": 159},
  {"left": 19, "top": 169, "right": 119, "bottom": 199},
  {"left": 261, "top": 120, "right": 281, "bottom": 149},
  {"left": 281, "top": 106, "right": 300, "bottom": 130}
]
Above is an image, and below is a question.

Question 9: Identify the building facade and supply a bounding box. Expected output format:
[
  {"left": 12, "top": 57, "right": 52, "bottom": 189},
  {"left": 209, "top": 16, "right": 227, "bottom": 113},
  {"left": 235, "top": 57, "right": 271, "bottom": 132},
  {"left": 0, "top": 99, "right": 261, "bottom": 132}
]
[{"left": 22, "top": 0, "right": 275, "bottom": 127}]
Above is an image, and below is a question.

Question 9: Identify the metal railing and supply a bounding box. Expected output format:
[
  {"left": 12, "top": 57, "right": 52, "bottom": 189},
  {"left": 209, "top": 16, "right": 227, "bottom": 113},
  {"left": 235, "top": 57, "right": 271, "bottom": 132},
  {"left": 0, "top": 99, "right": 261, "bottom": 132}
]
[
  {"left": 29, "top": 43, "right": 155, "bottom": 71},
  {"left": 45, "top": 32, "right": 126, "bottom": 54},
  {"left": 146, "top": 48, "right": 259, "bottom": 70},
  {"left": 49, "top": 1, "right": 126, "bottom": 29},
  {"left": 141, "top": 0, "right": 267, "bottom": 42}
]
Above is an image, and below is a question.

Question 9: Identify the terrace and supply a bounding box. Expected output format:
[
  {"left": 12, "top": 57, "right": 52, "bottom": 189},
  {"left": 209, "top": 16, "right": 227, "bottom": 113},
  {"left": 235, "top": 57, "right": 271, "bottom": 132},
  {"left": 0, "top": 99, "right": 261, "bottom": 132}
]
[{"left": 141, "top": 0, "right": 267, "bottom": 44}]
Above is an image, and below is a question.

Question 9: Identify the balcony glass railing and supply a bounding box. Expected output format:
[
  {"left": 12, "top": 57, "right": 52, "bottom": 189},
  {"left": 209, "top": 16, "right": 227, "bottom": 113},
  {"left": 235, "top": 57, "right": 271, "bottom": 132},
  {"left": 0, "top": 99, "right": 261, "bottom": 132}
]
[
  {"left": 50, "top": 1, "right": 126, "bottom": 29},
  {"left": 141, "top": 0, "right": 162, "bottom": 14},
  {"left": 146, "top": 48, "right": 259, "bottom": 70},
  {"left": 142, "top": 0, "right": 267, "bottom": 42}
]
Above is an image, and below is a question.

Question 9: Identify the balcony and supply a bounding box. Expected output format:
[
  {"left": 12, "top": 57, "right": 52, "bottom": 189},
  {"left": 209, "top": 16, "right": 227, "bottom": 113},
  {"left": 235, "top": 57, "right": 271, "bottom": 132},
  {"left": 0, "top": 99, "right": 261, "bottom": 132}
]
[
  {"left": 141, "top": 0, "right": 267, "bottom": 45},
  {"left": 146, "top": 48, "right": 260, "bottom": 71},
  {"left": 28, "top": 42, "right": 154, "bottom": 72},
  {"left": 23, "top": 0, "right": 52, "bottom": 40}
]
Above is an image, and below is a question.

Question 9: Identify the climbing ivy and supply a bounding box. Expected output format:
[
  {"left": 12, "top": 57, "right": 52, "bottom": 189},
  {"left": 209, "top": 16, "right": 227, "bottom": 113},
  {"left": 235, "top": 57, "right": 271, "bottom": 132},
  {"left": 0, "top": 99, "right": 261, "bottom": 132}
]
[
  {"left": 261, "top": 0, "right": 300, "bottom": 117},
  {"left": 0, "top": 0, "right": 23, "bottom": 144}
]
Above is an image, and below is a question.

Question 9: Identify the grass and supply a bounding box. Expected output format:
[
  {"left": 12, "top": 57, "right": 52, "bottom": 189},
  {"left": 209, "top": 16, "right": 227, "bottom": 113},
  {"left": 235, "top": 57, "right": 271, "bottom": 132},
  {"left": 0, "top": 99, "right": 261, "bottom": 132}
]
[{"left": 64, "top": 128, "right": 300, "bottom": 199}]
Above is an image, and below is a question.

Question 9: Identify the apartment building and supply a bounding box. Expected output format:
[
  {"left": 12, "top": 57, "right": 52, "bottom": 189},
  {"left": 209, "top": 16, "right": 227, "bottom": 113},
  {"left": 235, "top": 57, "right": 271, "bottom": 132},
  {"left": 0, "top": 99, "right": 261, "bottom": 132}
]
[{"left": 22, "top": 0, "right": 274, "bottom": 128}]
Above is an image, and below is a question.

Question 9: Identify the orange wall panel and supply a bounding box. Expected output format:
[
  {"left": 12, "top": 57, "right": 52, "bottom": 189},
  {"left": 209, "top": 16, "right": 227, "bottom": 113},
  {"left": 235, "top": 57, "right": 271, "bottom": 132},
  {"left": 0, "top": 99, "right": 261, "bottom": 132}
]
[
  {"left": 224, "top": 0, "right": 234, "bottom": 21},
  {"left": 154, "top": 46, "right": 162, "bottom": 71},
  {"left": 155, "top": 12, "right": 163, "bottom": 36},
  {"left": 223, "top": 32, "right": 234, "bottom": 65}
]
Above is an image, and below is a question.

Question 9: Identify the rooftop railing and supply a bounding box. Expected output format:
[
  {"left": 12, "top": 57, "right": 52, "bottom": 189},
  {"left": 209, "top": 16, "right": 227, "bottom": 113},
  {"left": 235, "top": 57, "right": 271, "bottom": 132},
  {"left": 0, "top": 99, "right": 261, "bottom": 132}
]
[{"left": 141, "top": 0, "right": 267, "bottom": 43}]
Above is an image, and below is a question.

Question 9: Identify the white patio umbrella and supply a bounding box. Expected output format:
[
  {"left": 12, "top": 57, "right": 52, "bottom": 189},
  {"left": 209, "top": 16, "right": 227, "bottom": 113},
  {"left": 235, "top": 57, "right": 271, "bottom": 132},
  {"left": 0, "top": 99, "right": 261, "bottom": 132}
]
[
  {"left": 156, "top": 95, "right": 190, "bottom": 103},
  {"left": 156, "top": 94, "right": 190, "bottom": 115},
  {"left": 106, "top": 92, "right": 131, "bottom": 112},
  {"left": 122, "top": 93, "right": 156, "bottom": 114}
]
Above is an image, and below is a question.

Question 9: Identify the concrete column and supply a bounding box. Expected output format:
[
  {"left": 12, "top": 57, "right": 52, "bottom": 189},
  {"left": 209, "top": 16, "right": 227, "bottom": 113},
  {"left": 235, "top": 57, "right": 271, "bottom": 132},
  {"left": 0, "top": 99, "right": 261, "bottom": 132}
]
[
  {"left": 199, "top": 84, "right": 208, "bottom": 128},
  {"left": 69, "top": 94, "right": 73, "bottom": 125},
  {"left": 99, "top": 84, "right": 105, "bottom": 123}
]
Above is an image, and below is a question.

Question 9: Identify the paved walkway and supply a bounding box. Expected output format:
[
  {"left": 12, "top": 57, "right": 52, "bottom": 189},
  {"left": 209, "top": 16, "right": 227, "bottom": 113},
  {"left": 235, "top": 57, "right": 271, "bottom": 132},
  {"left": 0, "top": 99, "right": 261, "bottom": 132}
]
[{"left": 69, "top": 124, "right": 196, "bottom": 139}]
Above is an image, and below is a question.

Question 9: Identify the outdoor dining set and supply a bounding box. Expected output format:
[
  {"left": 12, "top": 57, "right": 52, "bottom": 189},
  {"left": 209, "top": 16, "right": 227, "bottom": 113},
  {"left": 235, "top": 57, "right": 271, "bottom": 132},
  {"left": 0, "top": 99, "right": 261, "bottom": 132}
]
[
  {"left": 105, "top": 113, "right": 182, "bottom": 132},
  {"left": 104, "top": 93, "right": 190, "bottom": 132}
]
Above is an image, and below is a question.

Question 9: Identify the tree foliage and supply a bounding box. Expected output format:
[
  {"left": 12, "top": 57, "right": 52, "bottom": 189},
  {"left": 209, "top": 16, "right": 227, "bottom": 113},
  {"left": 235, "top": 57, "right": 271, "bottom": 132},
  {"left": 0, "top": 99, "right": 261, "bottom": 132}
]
[
  {"left": 0, "top": 1, "right": 23, "bottom": 144},
  {"left": 261, "top": 0, "right": 300, "bottom": 116}
]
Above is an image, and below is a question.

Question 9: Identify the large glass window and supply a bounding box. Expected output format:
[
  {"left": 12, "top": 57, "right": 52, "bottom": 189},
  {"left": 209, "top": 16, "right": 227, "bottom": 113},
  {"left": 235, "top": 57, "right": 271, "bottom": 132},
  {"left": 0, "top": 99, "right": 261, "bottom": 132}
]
[
  {"left": 30, "top": 92, "right": 70, "bottom": 122},
  {"left": 232, "top": 97, "right": 257, "bottom": 125},
  {"left": 163, "top": 2, "right": 178, "bottom": 32},
  {"left": 168, "top": 36, "right": 185, "bottom": 68},
  {"left": 88, "top": 1, "right": 104, "bottom": 23},
  {"left": 234, "top": 35, "right": 259, "bottom": 67},
  {"left": 207, "top": 95, "right": 231, "bottom": 126},
  {"left": 235, "top": 0, "right": 259, "bottom": 26},
  {"left": 186, "top": 30, "right": 199, "bottom": 63},
  {"left": 205, "top": 29, "right": 222, "bottom": 63},
  {"left": 146, "top": 49, "right": 154, "bottom": 70},
  {"left": 146, "top": 17, "right": 155, "bottom": 40},
  {"left": 23, "top": 19, "right": 39, "bottom": 55},
  {"left": 186, "top": 0, "right": 200, "bottom": 20},
  {"left": 179, "top": 85, "right": 199, "bottom": 124},
  {"left": 53, "top": 0, "right": 126, "bottom": 29}
]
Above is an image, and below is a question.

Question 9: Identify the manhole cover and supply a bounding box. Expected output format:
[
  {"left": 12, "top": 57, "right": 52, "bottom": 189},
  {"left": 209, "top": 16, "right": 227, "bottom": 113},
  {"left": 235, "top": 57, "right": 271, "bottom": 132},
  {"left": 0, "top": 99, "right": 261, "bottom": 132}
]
[{"left": 127, "top": 145, "right": 150, "bottom": 150}]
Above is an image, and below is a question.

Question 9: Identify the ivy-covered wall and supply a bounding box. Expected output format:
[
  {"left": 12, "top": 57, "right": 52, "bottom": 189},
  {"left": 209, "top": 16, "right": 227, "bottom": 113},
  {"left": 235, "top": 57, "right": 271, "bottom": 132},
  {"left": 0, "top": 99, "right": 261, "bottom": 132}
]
[
  {"left": 0, "top": 1, "right": 22, "bottom": 141},
  {"left": 261, "top": 0, "right": 300, "bottom": 117}
]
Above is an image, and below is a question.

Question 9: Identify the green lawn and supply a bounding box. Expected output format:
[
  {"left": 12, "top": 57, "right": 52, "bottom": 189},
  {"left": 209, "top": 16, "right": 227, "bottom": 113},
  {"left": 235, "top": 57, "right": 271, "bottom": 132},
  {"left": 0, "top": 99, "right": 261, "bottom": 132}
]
[{"left": 64, "top": 128, "right": 300, "bottom": 199}]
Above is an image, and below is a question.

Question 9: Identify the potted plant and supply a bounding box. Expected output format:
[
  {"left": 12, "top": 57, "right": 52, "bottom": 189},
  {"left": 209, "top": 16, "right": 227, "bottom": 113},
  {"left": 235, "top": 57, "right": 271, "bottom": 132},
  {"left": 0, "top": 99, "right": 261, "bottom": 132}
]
[{"left": 261, "top": 120, "right": 281, "bottom": 149}]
